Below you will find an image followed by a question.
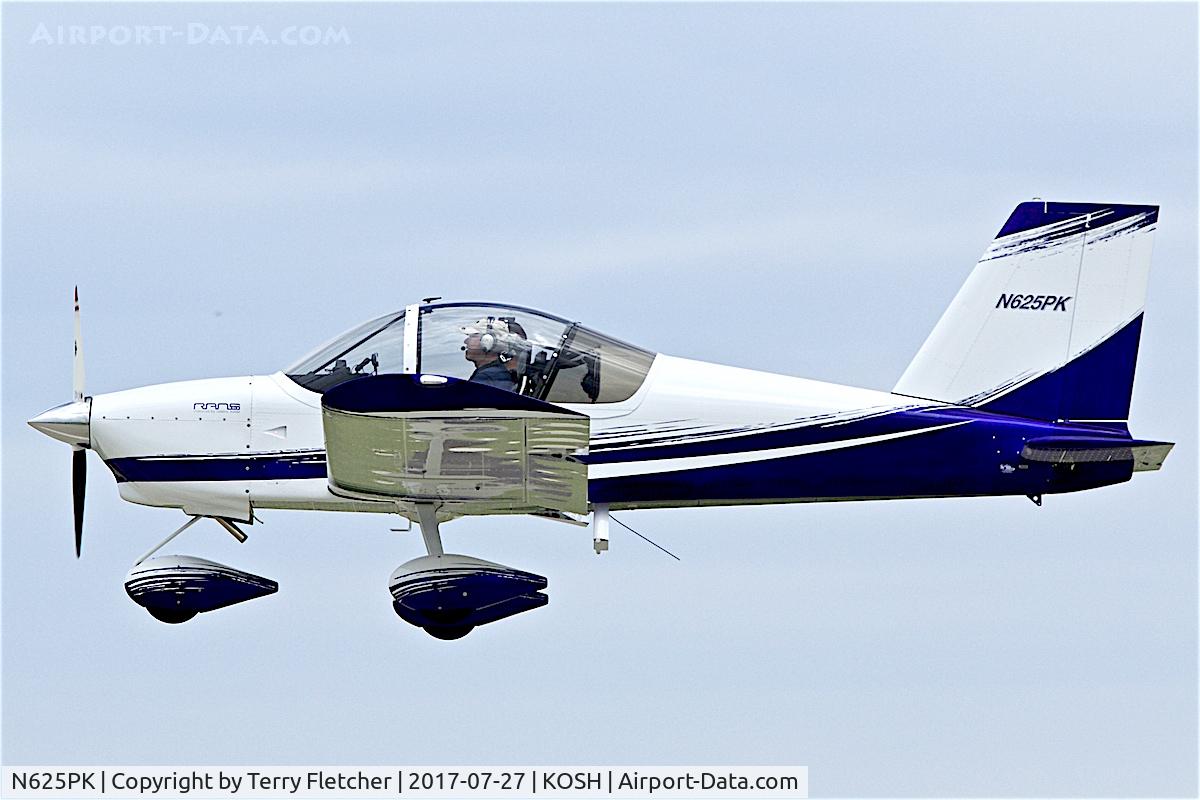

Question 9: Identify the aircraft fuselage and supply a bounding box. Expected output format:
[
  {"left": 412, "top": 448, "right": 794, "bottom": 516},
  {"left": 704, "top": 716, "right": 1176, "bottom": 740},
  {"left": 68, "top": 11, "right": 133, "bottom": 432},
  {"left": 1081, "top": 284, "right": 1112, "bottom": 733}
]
[{"left": 85, "top": 354, "right": 1137, "bottom": 522}]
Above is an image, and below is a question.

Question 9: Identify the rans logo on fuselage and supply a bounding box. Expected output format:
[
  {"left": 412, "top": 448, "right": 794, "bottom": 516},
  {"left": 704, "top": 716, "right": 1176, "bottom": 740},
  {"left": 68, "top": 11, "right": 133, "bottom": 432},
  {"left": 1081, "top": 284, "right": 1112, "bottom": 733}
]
[
  {"left": 995, "top": 294, "right": 1071, "bottom": 311},
  {"left": 193, "top": 402, "right": 241, "bottom": 411}
]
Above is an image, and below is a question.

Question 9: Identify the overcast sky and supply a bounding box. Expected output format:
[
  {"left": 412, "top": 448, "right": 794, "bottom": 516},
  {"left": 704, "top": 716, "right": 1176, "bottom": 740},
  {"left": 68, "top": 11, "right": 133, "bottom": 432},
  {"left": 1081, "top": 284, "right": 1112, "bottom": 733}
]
[{"left": 2, "top": 3, "right": 1197, "bottom": 797}]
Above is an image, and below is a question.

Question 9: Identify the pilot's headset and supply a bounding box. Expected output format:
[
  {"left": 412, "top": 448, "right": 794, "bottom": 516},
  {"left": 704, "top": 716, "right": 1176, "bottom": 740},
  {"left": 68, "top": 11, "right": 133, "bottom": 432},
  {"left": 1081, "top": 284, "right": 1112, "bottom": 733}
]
[{"left": 462, "top": 317, "right": 511, "bottom": 354}]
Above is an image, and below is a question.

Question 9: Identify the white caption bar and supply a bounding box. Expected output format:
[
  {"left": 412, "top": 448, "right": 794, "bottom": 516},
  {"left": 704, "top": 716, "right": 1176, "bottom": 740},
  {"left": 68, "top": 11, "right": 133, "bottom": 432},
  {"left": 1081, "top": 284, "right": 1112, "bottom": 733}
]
[{"left": 4, "top": 766, "right": 807, "bottom": 799}]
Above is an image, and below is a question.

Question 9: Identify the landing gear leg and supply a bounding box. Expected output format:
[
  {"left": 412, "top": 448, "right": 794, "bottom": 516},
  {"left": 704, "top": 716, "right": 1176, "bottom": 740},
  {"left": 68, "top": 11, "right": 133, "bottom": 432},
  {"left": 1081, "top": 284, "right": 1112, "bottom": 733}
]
[
  {"left": 593, "top": 503, "right": 609, "bottom": 554},
  {"left": 133, "top": 514, "right": 250, "bottom": 566},
  {"left": 415, "top": 503, "right": 444, "bottom": 557}
]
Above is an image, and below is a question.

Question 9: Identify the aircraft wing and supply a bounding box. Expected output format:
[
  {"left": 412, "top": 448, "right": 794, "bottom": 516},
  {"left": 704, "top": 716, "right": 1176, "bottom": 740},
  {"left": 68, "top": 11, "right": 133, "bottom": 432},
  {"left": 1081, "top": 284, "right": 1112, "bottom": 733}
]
[{"left": 321, "top": 374, "right": 590, "bottom": 515}]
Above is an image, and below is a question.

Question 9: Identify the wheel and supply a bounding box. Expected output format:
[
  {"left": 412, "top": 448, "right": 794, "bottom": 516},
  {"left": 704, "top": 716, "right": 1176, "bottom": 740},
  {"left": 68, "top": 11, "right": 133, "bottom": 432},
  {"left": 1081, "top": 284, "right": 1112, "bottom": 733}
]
[
  {"left": 423, "top": 624, "right": 474, "bottom": 640},
  {"left": 147, "top": 607, "right": 198, "bottom": 624}
]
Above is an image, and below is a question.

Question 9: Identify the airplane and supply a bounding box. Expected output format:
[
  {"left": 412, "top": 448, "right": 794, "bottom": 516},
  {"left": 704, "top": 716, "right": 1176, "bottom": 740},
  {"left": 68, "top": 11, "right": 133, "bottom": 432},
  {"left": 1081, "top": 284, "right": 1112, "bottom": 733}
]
[{"left": 29, "top": 200, "right": 1174, "bottom": 640}]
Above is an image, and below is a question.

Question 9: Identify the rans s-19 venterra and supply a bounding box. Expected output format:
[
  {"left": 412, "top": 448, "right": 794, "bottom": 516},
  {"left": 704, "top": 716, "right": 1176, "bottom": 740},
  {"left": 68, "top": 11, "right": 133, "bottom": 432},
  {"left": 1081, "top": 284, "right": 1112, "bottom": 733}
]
[{"left": 29, "top": 201, "right": 1174, "bottom": 639}]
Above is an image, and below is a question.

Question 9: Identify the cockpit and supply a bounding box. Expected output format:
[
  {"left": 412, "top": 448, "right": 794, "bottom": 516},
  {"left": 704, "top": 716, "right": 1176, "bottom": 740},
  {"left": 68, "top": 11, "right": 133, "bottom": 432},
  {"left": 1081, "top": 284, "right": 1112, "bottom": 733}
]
[{"left": 285, "top": 302, "right": 655, "bottom": 404}]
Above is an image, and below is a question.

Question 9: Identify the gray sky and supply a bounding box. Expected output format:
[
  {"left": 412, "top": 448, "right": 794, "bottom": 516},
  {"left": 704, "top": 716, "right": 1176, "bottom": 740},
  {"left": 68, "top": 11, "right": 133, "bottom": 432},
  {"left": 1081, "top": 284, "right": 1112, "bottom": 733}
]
[{"left": 2, "top": 3, "right": 1196, "bottom": 796}]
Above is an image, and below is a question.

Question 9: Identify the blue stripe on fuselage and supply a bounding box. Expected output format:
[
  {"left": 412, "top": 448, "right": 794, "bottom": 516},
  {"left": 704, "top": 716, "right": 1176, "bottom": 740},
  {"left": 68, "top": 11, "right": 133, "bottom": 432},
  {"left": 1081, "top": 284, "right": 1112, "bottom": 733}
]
[{"left": 107, "top": 451, "right": 327, "bottom": 483}]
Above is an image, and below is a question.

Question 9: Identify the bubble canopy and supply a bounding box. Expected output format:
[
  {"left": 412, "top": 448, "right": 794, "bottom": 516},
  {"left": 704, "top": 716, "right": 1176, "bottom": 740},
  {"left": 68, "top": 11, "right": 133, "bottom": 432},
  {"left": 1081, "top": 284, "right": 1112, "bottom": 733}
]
[{"left": 285, "top": 302, "right": 655, "bottom": 404}]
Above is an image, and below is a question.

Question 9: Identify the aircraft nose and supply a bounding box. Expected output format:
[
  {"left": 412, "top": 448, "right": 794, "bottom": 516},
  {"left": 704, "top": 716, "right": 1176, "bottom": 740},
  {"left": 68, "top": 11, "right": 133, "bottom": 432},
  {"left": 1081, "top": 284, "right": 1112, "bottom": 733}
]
[{"left": 28, "top": 399, "right": 91, "bottom": 448}]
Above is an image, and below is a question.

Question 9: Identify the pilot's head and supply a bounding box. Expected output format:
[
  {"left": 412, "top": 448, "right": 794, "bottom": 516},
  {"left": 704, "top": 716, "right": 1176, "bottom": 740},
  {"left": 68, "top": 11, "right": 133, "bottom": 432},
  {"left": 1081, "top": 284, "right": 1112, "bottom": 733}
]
[{"left": 460, "top": 318, "right": 511, "bottom": 367}]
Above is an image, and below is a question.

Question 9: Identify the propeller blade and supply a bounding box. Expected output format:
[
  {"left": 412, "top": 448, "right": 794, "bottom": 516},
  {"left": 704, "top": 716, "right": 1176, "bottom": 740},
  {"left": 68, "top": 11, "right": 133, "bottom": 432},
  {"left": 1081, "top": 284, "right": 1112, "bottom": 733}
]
[
  {"left": 72, "top": 447, "right": 86, "bottom": 557},
  {"left": 73, "top": 288, "right": 87, "bottom": 557},
  {"left": 73, "top": 286, "right": 85, "bottom": 401}
]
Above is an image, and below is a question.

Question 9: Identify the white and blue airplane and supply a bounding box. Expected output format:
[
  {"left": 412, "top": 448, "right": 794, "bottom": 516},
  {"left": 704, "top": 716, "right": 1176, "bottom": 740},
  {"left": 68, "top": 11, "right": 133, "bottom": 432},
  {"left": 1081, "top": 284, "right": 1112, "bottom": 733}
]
[{"left": 30, "top": 200, "right": 1174, "bottom": 639}]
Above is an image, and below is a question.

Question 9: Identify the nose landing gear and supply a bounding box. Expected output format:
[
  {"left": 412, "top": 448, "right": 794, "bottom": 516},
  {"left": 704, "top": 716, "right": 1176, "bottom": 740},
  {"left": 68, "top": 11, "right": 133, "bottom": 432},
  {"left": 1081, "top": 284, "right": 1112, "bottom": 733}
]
[{"left": 124, "top": 515, "right": 277, "bottom": 624}]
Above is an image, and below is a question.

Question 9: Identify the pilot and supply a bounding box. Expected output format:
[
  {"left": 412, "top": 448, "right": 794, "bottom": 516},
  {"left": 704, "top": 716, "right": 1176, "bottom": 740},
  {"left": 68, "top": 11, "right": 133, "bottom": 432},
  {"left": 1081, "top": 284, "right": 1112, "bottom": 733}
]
[{"left": 461, "top": 318, "right": 518, "bottom": 392}]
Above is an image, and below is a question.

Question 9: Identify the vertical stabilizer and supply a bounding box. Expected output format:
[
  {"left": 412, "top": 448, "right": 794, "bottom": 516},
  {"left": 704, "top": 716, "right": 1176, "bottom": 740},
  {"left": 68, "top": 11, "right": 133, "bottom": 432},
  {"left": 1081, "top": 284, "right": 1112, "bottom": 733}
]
[{"left": 894, "top": 202, "right": 1158, "bottom": 425}]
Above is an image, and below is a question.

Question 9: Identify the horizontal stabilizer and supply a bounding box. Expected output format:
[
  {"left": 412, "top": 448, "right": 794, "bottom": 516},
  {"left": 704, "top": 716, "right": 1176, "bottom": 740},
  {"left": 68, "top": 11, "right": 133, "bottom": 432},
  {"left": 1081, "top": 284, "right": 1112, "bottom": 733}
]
[{"left": 1021, "top": 436, "right": 1174, "bottom": 472}]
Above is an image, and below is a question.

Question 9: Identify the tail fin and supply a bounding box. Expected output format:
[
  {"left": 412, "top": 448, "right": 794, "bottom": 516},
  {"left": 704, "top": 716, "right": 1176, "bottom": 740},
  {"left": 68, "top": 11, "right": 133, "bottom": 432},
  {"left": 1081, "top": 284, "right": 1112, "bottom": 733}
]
[{"left": 894, "top": 201, "right": 1159, "bottom": 426}]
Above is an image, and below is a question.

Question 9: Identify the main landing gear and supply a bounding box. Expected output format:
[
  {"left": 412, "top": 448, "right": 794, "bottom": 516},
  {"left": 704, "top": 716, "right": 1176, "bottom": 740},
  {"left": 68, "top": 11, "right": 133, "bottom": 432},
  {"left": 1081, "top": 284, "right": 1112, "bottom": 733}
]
[{"left": 388, "top": 503, "right": 549, "bottom": 640}]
